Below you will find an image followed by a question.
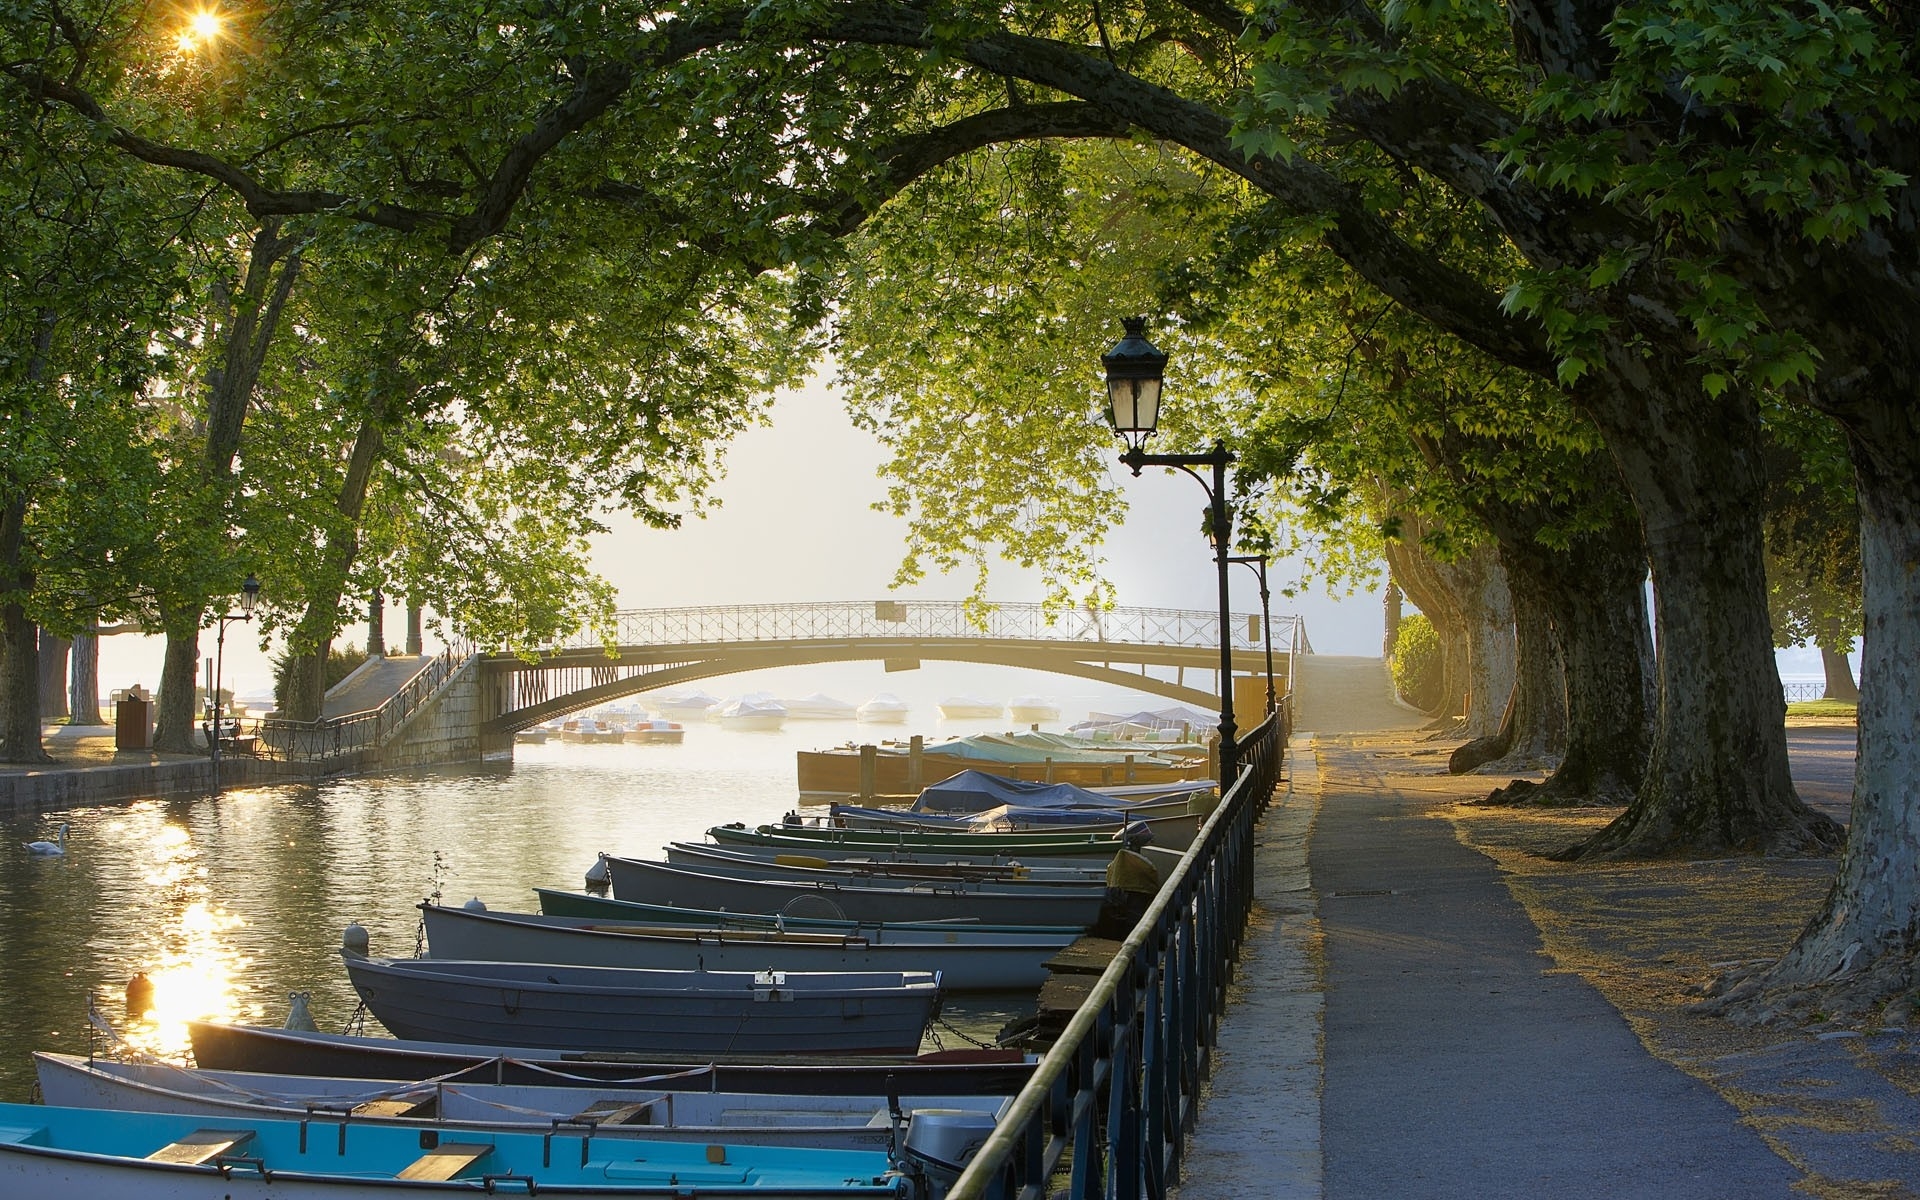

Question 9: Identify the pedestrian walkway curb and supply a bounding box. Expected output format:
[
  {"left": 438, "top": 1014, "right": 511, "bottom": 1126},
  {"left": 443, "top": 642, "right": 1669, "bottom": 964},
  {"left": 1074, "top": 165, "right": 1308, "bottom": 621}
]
[{"left": 1174, "top": 734, "right": 1325, "bottom": 1198}]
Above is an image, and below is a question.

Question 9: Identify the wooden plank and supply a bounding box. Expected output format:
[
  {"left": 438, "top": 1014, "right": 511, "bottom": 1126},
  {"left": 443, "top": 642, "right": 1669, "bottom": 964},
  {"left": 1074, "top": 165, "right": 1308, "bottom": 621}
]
[
  {"left": 571, "top": 1099, "right": 660, "bottom": 1126},
  {"left": 146, "top": 1128, "right": 255, "bottom": 1166},
  {"left": 352, "top": 1096, "right": 434, "bottom": 1118},
  {"left": 1037, "top": 973, "right": 1099, "bottom": 1015},
  {"left": 397, "top": 1142, "right": 493, "bottom": 1181},
  {"left": 1044, "top": 936, "right": 1124, "bottom": 975}
]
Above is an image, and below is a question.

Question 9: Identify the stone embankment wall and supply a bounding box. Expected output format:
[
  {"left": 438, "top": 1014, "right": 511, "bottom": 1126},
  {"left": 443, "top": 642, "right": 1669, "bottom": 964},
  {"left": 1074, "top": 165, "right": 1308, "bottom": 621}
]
[
  {"left": 374, "top": 655, "right": 507, "bottom": 769},
  {"left": 0, "top": 755, "right": 300, "bottom": 815}
]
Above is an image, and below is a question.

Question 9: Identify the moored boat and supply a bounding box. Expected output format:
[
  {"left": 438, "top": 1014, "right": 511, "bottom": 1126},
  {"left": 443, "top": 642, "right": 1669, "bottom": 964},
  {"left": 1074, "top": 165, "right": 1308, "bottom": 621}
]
[
  {"left": 651, "top": 689, "right": 720, "bottom": 717},
  {"left": 710, "top": 693, "right": 787, "bottom": 731},
  {"left": 783, "top": 692, "right": 859, "bottom": 720},
  {"left": 1006, "top": 695, "right": 1061, "bottom": 724},
  {"left": 662, "top": 841, "right": 1112, "bottom": 887},
  {"left": 856, "top": 693, "right": 910, "bottom": 723},
  {"left": 33, "top": 1051, "right": 1004, "bottom": 1154},
  {"left": 935, "top": 696, "right": 1003, "bottom": 720},
  {"left": 534, "top": 886, "right": 1087, "bottom": 938},
  {"left": 185, "top": 1021, "right": 1036, "bottom": 1095},
  {"left": 0, "top": 1100, "right": 917, "bottom": 1198},
  {"left": 603, "top": 854, "right": 1113, "bottom": 927},
  {"left": 622, "top": 719, "right": 685, "bottom": 744},
  {"left": 341, "top": 947, "right": 941, "bottom": 1056},
  {"left": 420, "top": 902, "right": 1073, "bottom": 990},
  {"left": 706, "top": 822, "right": 1141, "bottom": 858}
]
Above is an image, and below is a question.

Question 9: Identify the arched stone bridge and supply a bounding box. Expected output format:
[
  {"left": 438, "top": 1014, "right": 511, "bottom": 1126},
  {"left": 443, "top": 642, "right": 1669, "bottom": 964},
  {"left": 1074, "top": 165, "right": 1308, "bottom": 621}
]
[{"left": 477, "top": 600, "right": 1306, "bottom": 737}]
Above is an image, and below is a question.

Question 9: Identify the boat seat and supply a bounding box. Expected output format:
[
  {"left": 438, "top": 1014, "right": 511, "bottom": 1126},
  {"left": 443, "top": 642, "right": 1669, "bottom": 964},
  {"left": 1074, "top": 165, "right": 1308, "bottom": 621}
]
[
  {"left": 396, "top": 1142, "right": 494, "bottom": 1181},
  {"left": 146, "top": 1128, "right": 256, "bottom": 1166},
  {"left": 352, "top": 1096, "right": 436, "bottom": 1119},
  {"left": 571, "top": 1098, "right": 662, "bottom": 1126}
]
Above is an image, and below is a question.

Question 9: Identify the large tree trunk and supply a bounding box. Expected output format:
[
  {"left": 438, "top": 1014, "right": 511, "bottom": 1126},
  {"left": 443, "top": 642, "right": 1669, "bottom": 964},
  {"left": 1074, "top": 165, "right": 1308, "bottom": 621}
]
[
  {"left": 1816, "top": 634, "right": 1860, "bottom": 704},
  {"left": 69, "top": 630, "right": 105, "bottom": 725},
  {"left": 153, "top": 606, "right": 203, "bottom": 753},
  {"left": 1719, "top": 397, "right": 1920, "bottom": 1019},
  {"left": 1456, "top": 557, "right": 1565, "bottom": 774},
  {"left": 153, "top": 227, "right": 302, "bottom": 746},
  {"left": 1561, "top": 374, "right": 1842, "bottom": 859},
  {"left": 281, "top": 410, "right": 389, "bottom": 721},
  {"left": 0, "top": 492, "right": 49, "bottom": 763},
  {"left": 1384, "top": 537, "right": 1472, "bottom": 723},
  {"left": 1483, "top": 515, "right": 1653, "bottom": 807},
  {"left": 38, "top": 629, "right": 70, "bottom": 720}
]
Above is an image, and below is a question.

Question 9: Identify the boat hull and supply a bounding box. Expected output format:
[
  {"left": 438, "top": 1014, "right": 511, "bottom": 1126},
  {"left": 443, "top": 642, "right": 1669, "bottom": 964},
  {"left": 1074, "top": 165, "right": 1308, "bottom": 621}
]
[
  {"left": 185, "top": 1022, "right": 1035, "bottom": 1094},
  {"left": 422, "top": 903, "right": 1069, "bottom": 991},
  {"left": 341, "top": 954, "right": 938, "bottom": 1056},
  {"left": 0, "top": 1101, "right": 906, "bottom": 1198},
  {"left": 33, "top": 1053, "right": 1000, "bottom": 1153},
  {"left": 604, "top": 855, "right": 1108, "bottom": 927},
  {"left": 536, "top": 887, "right": 1085, "bottom": 938},
  {"left": 797, "top": 749, "right": 1208, "bottom": 798}
]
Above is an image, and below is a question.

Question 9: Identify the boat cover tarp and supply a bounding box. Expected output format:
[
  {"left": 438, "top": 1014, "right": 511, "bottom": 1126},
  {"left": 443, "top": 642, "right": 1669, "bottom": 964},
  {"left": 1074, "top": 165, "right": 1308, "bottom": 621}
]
[{"left": 914, "top": 770, "right": 1128, "bottom": 813}]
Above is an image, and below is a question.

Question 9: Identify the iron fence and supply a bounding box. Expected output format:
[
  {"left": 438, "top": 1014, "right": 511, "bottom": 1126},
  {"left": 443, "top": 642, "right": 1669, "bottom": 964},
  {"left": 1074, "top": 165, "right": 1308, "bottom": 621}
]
[
  {"left": 251, "top": 646, "right": 471, "bottom": 766},
  {"left": 946, "top": 696, "right": 1288, "bottom": 1199}
]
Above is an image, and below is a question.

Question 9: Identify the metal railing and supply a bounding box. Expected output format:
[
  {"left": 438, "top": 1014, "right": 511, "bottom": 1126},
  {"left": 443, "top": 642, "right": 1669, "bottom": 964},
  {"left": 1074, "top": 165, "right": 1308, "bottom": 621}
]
[
  {"left": 525, "top": 601, "right": 1304, "bottom": 656},
  {"left": 252, "top": 646, "right": 471, "bottom": 766},
  {"left": 947, "top": 696, "right": 1289, "bottom": 1198}
]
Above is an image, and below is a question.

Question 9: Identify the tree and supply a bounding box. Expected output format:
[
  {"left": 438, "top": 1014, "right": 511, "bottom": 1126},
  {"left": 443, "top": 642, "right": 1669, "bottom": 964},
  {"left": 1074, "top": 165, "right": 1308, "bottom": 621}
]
[{"left": 12, "top": 0, "right": 1919, "bottom": 1010}]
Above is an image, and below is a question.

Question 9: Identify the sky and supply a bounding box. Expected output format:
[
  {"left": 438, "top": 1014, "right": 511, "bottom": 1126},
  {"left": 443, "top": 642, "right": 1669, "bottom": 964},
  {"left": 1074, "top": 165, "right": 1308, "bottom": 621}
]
[{"left": 88, "top": 368, "right": 1388, "bottom": 708}]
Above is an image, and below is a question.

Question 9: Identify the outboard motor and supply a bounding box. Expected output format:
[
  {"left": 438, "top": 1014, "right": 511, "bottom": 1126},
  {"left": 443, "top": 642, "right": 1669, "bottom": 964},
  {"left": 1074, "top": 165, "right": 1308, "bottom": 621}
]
[{"left": 897, "top": 1108, "right": 998, "bottom": 1199}]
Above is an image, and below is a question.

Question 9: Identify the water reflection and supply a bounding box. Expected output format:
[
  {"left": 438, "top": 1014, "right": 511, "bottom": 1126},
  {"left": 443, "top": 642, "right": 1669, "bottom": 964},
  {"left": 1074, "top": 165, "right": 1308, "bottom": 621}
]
[{"left": 0, "top": 718, "right": 1036, "bottom": 1100}]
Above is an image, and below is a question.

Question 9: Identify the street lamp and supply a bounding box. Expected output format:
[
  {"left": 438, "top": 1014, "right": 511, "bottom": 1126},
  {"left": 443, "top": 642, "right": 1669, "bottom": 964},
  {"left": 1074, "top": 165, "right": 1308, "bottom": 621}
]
[
  {"left": 1102, "top": 317, "right": 1239, "bottom": 786},
  {"left": 209, "top": 573, "right": 260, "bottom": 794},
  {"left": 1229, "top": 555, "right": 1278, "bottom": 716}
]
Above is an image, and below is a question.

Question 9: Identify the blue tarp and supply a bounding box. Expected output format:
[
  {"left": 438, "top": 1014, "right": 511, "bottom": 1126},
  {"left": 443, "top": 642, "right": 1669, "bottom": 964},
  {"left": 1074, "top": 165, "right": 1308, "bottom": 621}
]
[{"left": 913, "top": 770, "right": 1124, "bottom": 814}]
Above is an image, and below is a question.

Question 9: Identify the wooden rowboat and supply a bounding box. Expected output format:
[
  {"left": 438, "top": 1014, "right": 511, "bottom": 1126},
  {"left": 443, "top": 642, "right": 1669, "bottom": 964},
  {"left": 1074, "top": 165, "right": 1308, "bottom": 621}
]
[
  {"left": 421, "top": 902, "right": 1073, "bottom": 991},
  {"left": 340, "top": 951, "right": 940, "bottom": 1057},
  {"left": 0, "top": 1100, "right": 912, "bottom": 1197},
  {"left": 34, "top": 1051, "right": 1004, "bottom": 1153}
]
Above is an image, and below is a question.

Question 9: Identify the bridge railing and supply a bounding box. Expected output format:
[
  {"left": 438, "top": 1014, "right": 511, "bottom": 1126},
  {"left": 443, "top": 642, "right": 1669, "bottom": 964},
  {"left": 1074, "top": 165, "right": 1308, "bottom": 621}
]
[
  {"left": 946, "top": 697, "right": 1288, "bottom": 1199},
  {"left": 252, "top": 645, "right": 471, "bottom": 766},
  {"left": 540, "top": 601, "right": 1302, "bottom": 655}
]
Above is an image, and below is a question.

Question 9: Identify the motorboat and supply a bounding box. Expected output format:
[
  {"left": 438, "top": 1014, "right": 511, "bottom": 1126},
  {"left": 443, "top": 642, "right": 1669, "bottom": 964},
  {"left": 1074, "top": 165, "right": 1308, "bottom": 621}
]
[
  {"left": 651, "top": 689, "right": 720, "bottom": 717},
  {"left": 710, "top": 693, "right": 787, "bottom": 731},
  {"left": 784, "top": 692, "right": 859, "bottom": 719},
  {"left": 936, "top": 696, "right": 1003, "bottom": 720},
  {"left": 1006, "top": 695, "right": 1061, "bottom": 724},
  {"left": 857, "top": 693, "right": 911, "bottom": 723}
]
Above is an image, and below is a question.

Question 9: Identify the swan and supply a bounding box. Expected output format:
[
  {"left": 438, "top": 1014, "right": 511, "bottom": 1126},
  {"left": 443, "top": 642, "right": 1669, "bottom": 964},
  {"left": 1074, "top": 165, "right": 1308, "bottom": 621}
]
[{"left": 23, "top": 823, "right": 68, "bottom": 856}]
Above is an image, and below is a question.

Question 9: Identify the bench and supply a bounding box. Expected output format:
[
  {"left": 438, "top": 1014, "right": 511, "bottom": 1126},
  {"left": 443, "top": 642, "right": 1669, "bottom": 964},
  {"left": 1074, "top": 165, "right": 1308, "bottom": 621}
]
[
  {"left": 146, "top": 1129, "right": 255, "bottom": 1166},
  {"left": 397, "top": 1142, "right": 494, "bottom": 1181},
  {"left": 570, "top": 1098, "right": 663, "bottom": 1127},
  {"left": 351, "top": 1096, "right": 436, "bottom": 1119}
]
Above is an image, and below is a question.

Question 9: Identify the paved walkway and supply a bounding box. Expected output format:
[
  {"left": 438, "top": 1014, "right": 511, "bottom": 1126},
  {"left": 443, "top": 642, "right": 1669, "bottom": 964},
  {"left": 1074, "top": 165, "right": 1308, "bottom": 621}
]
[{"left": 1177, "top": 656, "right": 1852, "bottom": 1199}]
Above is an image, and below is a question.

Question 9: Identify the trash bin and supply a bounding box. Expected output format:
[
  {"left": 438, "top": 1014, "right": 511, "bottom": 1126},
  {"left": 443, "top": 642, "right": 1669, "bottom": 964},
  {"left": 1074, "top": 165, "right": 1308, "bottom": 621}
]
[{"left": 111, "top": 685, "right": 153, "bottom": 751}]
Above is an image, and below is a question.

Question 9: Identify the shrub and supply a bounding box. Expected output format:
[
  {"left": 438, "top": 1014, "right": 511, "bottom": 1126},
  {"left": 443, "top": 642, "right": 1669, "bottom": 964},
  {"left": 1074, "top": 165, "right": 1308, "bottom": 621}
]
[
  {"left": 271, "top": 645, "right": 370, "bottom": 711},
  {"left": 1391, "top": 614, "right": 1445, "bottom": 712}
]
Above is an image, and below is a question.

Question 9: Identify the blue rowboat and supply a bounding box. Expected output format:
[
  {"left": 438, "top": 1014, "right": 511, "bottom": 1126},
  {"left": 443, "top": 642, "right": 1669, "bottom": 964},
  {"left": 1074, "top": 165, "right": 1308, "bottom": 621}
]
[
  {"left": 0, "top": 1100, "right": 917, "bottom": 1197},
  {"left": 33, "top": 1051, "right": 1006, "bottom": 1154},
  {"left": 340, "top": 952, "right": 941, "bottom": 1056}
]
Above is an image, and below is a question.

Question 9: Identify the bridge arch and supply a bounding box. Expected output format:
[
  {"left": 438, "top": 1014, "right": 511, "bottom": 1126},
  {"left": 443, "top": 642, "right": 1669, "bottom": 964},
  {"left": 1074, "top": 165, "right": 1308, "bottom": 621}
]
[{"left": 476, "top": 601, "right": 1303, "bottom": 735}]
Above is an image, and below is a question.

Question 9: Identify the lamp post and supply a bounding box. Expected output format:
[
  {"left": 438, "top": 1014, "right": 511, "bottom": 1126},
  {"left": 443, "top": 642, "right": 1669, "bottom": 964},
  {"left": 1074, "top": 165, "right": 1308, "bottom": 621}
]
[
  {"left": 210, "top": 574, "right": 260, "bottom": 794},
  {"left": 1102, "top": 317, "right": 1239, "bottom": 786},
  {"left": 1230, "top": 555, "right": 1278, "bottom": 716}
]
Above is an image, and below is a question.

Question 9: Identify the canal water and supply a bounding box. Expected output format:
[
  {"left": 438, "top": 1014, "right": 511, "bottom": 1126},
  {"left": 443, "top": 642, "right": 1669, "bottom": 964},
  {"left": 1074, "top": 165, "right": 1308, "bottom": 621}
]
[{"left": 0, "top": 686, "right": 1137, "bottom": 1102}]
